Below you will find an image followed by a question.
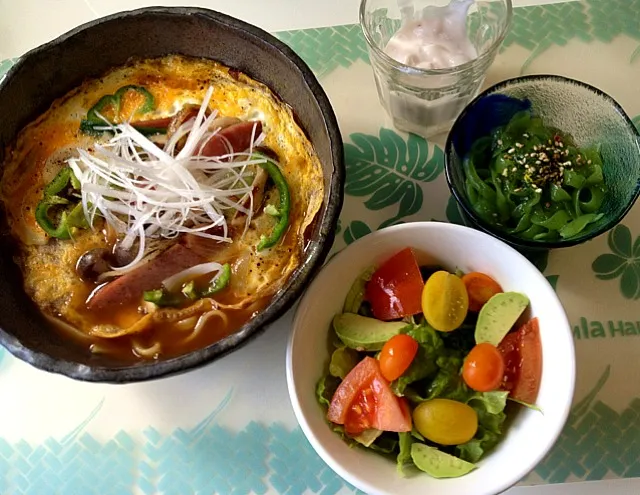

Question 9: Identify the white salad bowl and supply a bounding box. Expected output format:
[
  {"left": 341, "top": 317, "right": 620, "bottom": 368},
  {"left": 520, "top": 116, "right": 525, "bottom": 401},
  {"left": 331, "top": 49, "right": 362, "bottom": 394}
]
[{"left": 286, "top": 222, "right": 575, "bottom": 495}]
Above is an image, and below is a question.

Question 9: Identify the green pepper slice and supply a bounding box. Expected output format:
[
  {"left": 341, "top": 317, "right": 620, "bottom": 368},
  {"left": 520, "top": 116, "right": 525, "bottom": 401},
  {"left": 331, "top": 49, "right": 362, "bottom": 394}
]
[
  {"left": 200, "top": 263, "right": 232, "bottom": 297},
  {"left": 35, "top": 197, "right": 73, "bottom": 240},
  {"left": 182, "top": 280, "right": 199, "bottom": 300},
  {"left": 145, "top": 263, "right": 232, "bottom": 306},
  {"left": 114, "top": 85, "right": 155, "bottom": 114},
  {"left": 142, "top": 289, "right": 184, "bottom": 307},
  {"left": 80, "top": 85, "right": 156, "bottom": 135},
  {"left": 35, "top": 167, "right": 87, "bottom": 239},
  {"left": 44, "top": 167, "right": 75, "bottom": 197},
  {"left": 252, "top": 153, "right": 291, "bottom": 251}
]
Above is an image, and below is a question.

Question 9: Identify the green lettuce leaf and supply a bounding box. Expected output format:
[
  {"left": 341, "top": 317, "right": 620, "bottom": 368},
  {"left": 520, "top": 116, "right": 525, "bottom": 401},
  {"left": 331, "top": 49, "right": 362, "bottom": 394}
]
[
  {"left": 315, "top": 376, "right": 361, "bottom": 448},
  {"left": 392, "top": 324, "right": 445, "bottom": 395},
  {"left": 403, "top": 387, "right": 427, "bottom": 404},
  {"left": 368, "top": 432, "right": 399, "bottom": 454},
  {"left": 508, "top": 397, "right": 544, "bottom": 413},
  {"left": 456, "top": 428, "right": 498, "bottom": 464},
  {"left": 426, "top": 351, "right": 470, "bottom": 402},
  {"left": 331, "top": 428, "right": 396, "bottom": 454},
  {"left": 456, "top": 391, "right": 509, "bottom": 463},
  {"left": 316, "top": 374, "right": 340, "bottom": 409},
  {"left": 469, "top": 390, "right": 509, "bottom": 415},
  {"left": 403, "top": 322, "right": 444, "bottom": 349},
  {"left": 329, "top": 347, "right": 359, "bottom": 379},
  {"left": 392, "top": 346, "right": 438, "bottom": 395},
  {"left": 411, "top": 428, "right": 426, "bottom": 442},
  {"left": 397, "top": 432, "right": 415, "bottom": 476},
  {"left": 439, "top": 322, "right": 476, "bottom": 353}
]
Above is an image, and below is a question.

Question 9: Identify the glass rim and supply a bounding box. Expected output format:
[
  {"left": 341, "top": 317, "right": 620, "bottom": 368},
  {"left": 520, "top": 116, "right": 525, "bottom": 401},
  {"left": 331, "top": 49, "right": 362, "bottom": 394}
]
[{"left": 358, "top": 0, "right": 513, "bottom": 76}]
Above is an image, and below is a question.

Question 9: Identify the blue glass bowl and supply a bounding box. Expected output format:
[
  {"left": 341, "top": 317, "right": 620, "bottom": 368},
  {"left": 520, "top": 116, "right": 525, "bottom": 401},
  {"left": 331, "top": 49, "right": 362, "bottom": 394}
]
[{"left": 444, "top": 75, "right": 640, "bottom": 251}]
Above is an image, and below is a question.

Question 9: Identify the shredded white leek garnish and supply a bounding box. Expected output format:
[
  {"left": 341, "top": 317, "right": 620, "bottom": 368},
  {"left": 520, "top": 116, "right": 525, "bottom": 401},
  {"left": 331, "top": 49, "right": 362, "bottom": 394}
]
[{"left": 67, "top": 87, "right": 265, "bottom": 274}]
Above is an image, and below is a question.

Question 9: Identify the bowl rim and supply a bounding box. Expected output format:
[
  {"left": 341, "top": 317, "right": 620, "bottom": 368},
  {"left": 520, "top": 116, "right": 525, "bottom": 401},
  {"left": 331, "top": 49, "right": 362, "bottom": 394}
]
[
  {"left": 0, "top": 6, "right": 345, "bottom": 383},
  {"left": 444, "top": 73, "right": 640, "bottom": 250},
  {"left": 286, "top": 221, "right": 576, "bottom": 495}
]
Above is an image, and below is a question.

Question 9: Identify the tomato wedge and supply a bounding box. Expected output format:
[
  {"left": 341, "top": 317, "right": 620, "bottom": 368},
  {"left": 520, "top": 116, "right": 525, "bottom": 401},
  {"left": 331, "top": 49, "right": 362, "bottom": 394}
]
[
  {"left": 461, "top": 272, "right": 503, "bottom": 312},
  {"left": 497, "top": 317, "right": 543, "bottom": 403},
  {"left": 365, "top": 248, "right": 424, "bottom": 321},
  {"left": 327, "top": 357, "right": 412, "bottom": 435}
]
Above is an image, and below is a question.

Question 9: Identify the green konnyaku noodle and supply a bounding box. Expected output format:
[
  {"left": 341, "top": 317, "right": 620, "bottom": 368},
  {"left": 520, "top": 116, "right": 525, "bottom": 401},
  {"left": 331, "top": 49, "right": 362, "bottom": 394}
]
[{"left": 464, "top": 110, "right": 606, "bottom": 241}]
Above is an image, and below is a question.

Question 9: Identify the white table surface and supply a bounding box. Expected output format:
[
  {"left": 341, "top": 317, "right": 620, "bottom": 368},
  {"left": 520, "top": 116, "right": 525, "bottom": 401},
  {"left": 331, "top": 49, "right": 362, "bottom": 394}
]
[{"left": 0, "top": 0, "right": 638, "bottom": 494}]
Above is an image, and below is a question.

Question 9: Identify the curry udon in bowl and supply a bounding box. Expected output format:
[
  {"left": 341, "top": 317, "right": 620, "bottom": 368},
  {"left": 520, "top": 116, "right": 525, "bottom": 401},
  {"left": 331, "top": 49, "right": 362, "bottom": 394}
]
[{"left": 0, "top": 8, "right": 343, "bottom": 381}]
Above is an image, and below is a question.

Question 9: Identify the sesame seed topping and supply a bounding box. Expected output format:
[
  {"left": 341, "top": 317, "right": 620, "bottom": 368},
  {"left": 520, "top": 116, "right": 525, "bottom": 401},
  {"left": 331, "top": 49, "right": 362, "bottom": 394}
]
[
  {"left": 512, "top": 167, "right": 517, "bottom": 172},
  {"left": 523, "top": 133, "right": 529, "bottom": 138},
  {"left": 536, "top": 160, "right": 541, "bottom": 165},
  {"left": 516, "top": 142, "right": 524, "bottom": 148},
  {"left": 508, "top": 148, "right": 515, "bottom": 154},
  {"left": 588, "top": 159, "right": 592, "bottom": 164},
  {"left": 535, "top": 188, "right": 543, "bottom": 193},
  {"left": 497, "top": 139, "right": 503, "bottom": 145}
]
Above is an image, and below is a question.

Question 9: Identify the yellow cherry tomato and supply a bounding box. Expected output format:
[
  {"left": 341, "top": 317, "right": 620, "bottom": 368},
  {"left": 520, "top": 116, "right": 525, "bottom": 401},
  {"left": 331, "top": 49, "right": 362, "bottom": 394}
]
[
  {"left": 421, "top": 271, "right": 469, "bottom": 332},
  {"left": 413, "top": 399, "right": 478, "bottom": 446}
]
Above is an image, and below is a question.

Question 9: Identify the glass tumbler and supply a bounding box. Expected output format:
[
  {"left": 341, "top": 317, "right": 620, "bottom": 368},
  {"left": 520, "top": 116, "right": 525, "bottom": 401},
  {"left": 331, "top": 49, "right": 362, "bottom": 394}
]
[{"left": 360, "top": 0, "right": 512, "bottom": 137}]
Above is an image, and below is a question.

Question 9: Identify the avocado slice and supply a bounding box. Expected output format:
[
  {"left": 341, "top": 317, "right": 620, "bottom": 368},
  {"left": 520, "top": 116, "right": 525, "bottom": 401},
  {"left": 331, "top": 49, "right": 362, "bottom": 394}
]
[
  {"left": 333, "top": 313, "right": 410, "bottom": 351},
  {"left": 353, "top": 429, "right": 383, "bottom": 447},
  {"left": 410, "top": 443, "right": 476, "bottom": 478},
  {"left": 475, "top": 292, "right": 530, "bottom": 346}
]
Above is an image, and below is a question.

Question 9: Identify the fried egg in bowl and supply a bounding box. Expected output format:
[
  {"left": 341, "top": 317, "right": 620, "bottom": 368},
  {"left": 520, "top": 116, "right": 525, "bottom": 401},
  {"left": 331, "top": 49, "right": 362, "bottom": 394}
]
[{"left": 0, "top": 8, "right": 344, "bottom": 381}]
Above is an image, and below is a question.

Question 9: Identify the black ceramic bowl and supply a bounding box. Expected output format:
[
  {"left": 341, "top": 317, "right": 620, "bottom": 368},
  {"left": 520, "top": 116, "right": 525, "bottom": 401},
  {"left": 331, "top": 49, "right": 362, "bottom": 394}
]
[
  {"left": 445, "top": 75, "right": 640, "bottom": 253},
  {"left": 0, "top": 7, "right": 344, "bottom": 382}
]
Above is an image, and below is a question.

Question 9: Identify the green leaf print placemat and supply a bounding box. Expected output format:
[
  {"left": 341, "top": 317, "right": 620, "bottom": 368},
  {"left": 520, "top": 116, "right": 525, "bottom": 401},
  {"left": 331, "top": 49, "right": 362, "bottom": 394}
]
[{"left": 0, "top": 0, "right": 638, "bottom": 492}]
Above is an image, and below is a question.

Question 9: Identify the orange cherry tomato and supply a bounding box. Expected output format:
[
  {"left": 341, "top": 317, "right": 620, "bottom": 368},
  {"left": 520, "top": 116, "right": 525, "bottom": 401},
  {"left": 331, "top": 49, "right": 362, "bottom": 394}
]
[
  {"left": 379, "top": 334, "right": 419, "bottom": 382},
  {"left": 461, "top": 272, "right": 503, "bottom": 312},
  {"left": 462, "top": 343, "right": 505, "bottom": 392}
]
